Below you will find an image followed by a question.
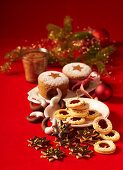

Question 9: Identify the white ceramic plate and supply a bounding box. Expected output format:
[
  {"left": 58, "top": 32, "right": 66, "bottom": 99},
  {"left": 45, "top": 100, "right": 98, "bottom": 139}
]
[{"left": 61, "top": 98, "right": 110, "bottom": 128}]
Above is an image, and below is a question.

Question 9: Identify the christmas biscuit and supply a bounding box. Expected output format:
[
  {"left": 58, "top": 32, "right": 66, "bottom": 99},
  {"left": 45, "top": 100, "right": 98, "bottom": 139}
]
[
  {"left": 86, "top": 110, "right": 101, "bottom": 120},
  {"left": 100, "top": 130, "right": 120, "bottom": 142},
  {"left": 94, "top": 140, "right": 116, "bottom": 154},
  {"left": 93, "top": 116, "right": 112, "bottom": 134},
  {"left": 54, "top": 109, "right": 70, "bottom": 121},
  {"left": 28, "top": 136, "right": 50, "bottom": 150},
  {"left": 66, "top": 117, "right": 85, "bottom": 125},
  {"left": 69, "top": 144, "right": 93, "bottom": 159},
  {"left": 68, "top": 108, "right": 88, "bottom": 118},
  {"left": 66, "top": 97, "right": 85, "bottom": 109},
  {"left": 41, "top": 147, "right": 65, "bottom": 162}
]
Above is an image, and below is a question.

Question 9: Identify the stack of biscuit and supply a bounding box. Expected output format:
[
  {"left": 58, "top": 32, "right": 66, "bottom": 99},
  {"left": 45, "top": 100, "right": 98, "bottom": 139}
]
[{"left": 66, "top": 98, "right": 89, "bottom": 125}]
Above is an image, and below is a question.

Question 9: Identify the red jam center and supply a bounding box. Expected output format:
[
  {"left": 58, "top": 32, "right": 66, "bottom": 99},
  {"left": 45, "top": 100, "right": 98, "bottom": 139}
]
[
  {"left": 106, "top": 132, "right": 114, "bottom": 137},
  {"left": 60, "top": 111, "right": 68, "bottom": 115},
  {"left": 98, "top": 119, "right": 108, "bottom": 129},
  {"left": 70, "top": 100, "right": 80, "bottom": 104},
  {"left": 89, "top": 111, "right": 95, "bottom": 115},
  {"left": 99, "top": 143, "right": 110, "bottom": 148},
  {"left": 71, "top": 117, "right": 81, "bottom": 121}
]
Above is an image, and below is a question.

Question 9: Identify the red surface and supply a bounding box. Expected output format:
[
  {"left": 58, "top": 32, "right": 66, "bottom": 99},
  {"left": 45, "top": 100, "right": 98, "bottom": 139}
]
[{"left": 0, "top": 0, "right": 123, "bottom": 170}]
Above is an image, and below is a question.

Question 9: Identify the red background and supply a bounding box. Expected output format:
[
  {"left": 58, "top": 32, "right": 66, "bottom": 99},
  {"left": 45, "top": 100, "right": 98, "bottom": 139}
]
[{"left": 0, "top": 0, "right": 123, "bottom": 170}]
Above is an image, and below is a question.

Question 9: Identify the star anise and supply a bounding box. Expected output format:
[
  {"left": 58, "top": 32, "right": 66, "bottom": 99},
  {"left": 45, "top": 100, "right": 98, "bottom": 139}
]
[
  {"left": 69, "top": 144, "right": 93, "bottom": 159},
  {"left": 28, "top": 136, "right": 50, "bottom": 150},
  {"left": 41, "top": 147, "right": 65, "bottom": 162}
]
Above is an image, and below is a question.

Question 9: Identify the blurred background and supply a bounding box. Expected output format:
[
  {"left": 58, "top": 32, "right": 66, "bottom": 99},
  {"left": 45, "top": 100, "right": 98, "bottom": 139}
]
[{"left": 0, "top": 0, "right": 123, "bottom": 46}]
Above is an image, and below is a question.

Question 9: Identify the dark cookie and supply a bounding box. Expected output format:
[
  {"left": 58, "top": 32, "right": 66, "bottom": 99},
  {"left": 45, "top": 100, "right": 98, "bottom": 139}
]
[
  {"left": 40, "top": 147, "right": 65, "bottom": 162},
  {"left": 29, "top": 101, "right": 43, "bottom": 111},
  {"left": 69, "top": 144, "right": 93, "bottom": 159},
  {"left": 28, "top": 136, "right": 50, "bottom": 150},
  {"left": 52, "top": 120, "right": 72, "bottom": 138}
]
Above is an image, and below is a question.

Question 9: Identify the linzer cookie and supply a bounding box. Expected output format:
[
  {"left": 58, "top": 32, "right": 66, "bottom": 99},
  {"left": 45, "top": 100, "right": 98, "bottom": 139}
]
[
  {"left": 54, "top": 109, "right": 70, "bottom": 121},
  {"left": 100, "top": 130, "right": 120, "bottom": 142},
  {"left": 66, "top": 117, "right": 85, "bottom": 125},
  {"left": 62, "top": 62, "right": 92, "bottom": 80},
  {"left": 86, "top": 110, "right": 101, "bottom": 120},
  {"left": 68, "top": 108, "right": 88, "bottom": 118},
  {"left": 93, "top": 116, "right": 112, "bottom": 134},
  {"left": 94, "top": 140, "right": 116, "bottom": 154},
  {"left": 38, "top": 71, "right": 69, "bottom": 99},
  {"left": 66, "top": 97, "right": 85, "bottom": 109}
]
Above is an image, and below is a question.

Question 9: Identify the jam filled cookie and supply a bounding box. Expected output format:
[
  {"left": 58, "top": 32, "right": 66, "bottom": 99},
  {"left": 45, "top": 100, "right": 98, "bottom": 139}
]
[
  {"left": 66, "top": 98, "right": 85, "bottom": 109},
  {"left": 66, "top": 117, "right": 85, "bottom": 125},
  {"left": 86, "top": 110, "right": 101, "bottom": 120},
  {"left": 62, "top": 62, "right": 92, "bottom": 80},
  {"left": 68, "top": 108, "right": 88, "bottom": 118},
  {"left": 94, "top": 140, "right": 116, "bottom": 154},
  {"left": 54, "top": 109, "right": 70, "bottom": 121},
  {"left": 71, "top": 103, "right": 89, "bottom": 111},
  {"left": 93, "top": 116, "right": 112, "bottom": 134},
  {"left": 100, "top": 130, "right": 120, "bottom": 142}
]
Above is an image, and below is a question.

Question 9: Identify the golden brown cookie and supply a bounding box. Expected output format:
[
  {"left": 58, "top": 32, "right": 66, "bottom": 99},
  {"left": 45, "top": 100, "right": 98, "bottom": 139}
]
[
  {"left": 93, "top": 116, "right": 112, "bottom": 134},
  {"left": 100, "top": 130, "right": 120, "bottom": 142},
  {"left": 86, "top": 110, "right": 101, "bottom": 120},
  {"left": 54, "top": 109, "right": 70, "bottom": 121},
  {"left": 66, "top": 117, "right": 85, "bottom": 125},
  {"left": 68, "top": 108, "right": 88, "bottom": 118},
  {"left": 66, "top": 98, "right": 85, "bottom": 109},
  {"left": 94, "top": 140, "right": 116, "bottom": 154}
]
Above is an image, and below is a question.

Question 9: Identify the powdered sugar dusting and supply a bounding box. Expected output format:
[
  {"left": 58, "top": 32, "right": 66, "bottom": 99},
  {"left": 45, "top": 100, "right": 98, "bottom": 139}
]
[
  {"left": 38, "top": 71, "right": 69, "bottom": 86},
  {"left": 62, "top": 62, "right": 92, "bottom": 78}
]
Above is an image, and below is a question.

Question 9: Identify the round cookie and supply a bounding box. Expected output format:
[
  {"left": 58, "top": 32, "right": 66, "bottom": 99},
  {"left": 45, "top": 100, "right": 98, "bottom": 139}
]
[
  {"left": 93, "top": 116, "right": 112, "bottom": 134},
  {"left": 62, "top": 62, "right": 92, "bottom": 80},
  {"left": 54, "top": 109, "right": 70, "bottom": 121},
  {"left": 66, "top": 97, "right": 85, "bottom": 109},
  {"left": 94, "top": 140, "right": 116, "bottom": 154},
  {"left": 66, "top": 117, "right": 85, "bottom": 125},
  {"left": 38, "top": 71, "right": 69, "bottom": 99},
  {"left": 68, "top": 108, "right": 88, "bottom": 118},
  {"left": 100, "top": 130, "right": 120, "bottom": 142},
  {"left": 86, "top": 110, "right": 101, "bottom": 120}
]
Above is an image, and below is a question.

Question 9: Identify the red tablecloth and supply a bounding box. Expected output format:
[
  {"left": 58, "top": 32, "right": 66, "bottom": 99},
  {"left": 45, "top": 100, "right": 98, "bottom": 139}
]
[{"left": 0, "top": 0, "right": 123, "bottom": 170}]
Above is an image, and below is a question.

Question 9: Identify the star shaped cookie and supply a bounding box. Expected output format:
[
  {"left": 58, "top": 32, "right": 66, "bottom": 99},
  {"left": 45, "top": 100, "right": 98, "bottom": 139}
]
[
  {"left": 41, "top": 147, "right": 65, "bottom": 162},
  {"left": 69, "top": 144, "right": 93, "bottom": 159},
  {"left": 28, "top": 136, "right": 50, "bottom": 150},
  {"left": 52, "top": 120, "right": 72, "bottom": 138}
]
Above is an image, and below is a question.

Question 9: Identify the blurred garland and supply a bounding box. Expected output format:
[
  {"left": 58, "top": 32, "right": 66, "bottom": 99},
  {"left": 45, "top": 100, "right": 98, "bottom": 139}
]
[{"left": 0, "top": 16, "right": 115, "bottom": 74}]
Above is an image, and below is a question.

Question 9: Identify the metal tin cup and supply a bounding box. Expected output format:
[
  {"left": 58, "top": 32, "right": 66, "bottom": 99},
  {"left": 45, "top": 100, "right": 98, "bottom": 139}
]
[{"left": 22, "top": 48, "right": 48, "bottom": 83}]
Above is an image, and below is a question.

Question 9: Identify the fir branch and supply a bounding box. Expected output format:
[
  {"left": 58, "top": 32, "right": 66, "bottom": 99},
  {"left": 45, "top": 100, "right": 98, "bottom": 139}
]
[
  {"left": 71, "top": 31, "right": 93, "bottom": 40},
  {"left": 47, "top": 24, "right": 65, "bottom": 41},
  {"left": 64, "top": 16, "right": 72, "bottom": 33}
]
